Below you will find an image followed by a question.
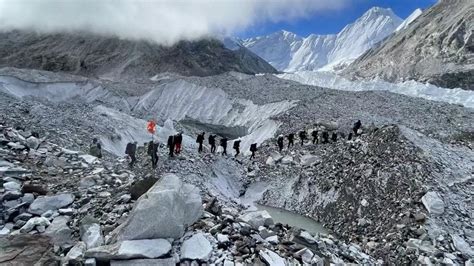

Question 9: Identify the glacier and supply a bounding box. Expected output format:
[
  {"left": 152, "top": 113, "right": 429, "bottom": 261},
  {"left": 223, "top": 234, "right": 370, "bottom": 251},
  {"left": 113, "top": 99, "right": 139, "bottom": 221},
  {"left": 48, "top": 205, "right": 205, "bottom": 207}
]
[{"left": 277, "top": 71, "right": 474, "bottom": 109}]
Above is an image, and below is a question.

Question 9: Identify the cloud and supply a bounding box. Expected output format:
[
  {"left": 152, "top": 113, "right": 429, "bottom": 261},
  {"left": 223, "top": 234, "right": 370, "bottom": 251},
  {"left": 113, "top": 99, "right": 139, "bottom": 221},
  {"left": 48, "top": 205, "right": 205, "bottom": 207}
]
[{"left": 0, "top": 0, "right": 348, "bottom": 45}]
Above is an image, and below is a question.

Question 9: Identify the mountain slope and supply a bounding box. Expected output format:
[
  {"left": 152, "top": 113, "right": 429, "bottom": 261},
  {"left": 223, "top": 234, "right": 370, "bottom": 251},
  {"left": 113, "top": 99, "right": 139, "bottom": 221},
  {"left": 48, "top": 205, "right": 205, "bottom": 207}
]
[
  {"left": 242, "top": 7, "right": 403, "bottom": 72},
  {"left": 0, "top": 31, "right": 277, "bottom": 80},
  {"left": 345, "top": 0, "right": 473, "bottom": 90}
]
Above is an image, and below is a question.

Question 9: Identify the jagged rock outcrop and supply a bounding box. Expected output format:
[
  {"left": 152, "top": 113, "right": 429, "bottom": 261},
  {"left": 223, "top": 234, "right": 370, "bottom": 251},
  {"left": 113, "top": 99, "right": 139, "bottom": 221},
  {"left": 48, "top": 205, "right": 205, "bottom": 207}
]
[
  {"left": 0, "top": 31, "right": 277, "bottom": 80},
  {"left": 345, "top": 0, "right": 474, "bottom": 90}
]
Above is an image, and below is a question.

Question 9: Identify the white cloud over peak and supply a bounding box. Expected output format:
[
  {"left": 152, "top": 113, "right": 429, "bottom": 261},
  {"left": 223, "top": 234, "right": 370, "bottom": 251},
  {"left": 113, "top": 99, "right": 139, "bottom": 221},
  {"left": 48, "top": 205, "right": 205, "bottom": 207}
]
[{"left": 0, "top": 0, "right": 349, "bottom": 45}]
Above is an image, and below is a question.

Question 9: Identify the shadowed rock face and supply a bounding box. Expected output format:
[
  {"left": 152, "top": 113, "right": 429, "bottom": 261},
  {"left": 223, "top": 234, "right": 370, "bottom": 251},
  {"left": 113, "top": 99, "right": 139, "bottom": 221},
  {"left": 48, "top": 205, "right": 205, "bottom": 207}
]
[
  {"left": 0, "top": 234, "right": 58, "bottom": 265},
  {"left": 0, "top": 31, "right": 277, "bottom": 80},
  {"left": 344, "top": 0, "right": 474, "bottom": 90}
]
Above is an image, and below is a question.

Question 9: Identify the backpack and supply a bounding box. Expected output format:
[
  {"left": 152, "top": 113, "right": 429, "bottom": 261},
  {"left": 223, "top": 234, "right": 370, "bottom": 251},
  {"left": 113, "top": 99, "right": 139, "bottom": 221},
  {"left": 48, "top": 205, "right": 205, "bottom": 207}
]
[
  {"left": 89, "top": 144, "right": 100, "bottom": 157},
  {"left": 233, "top": 141, "right": 241, "bottom": 149},
  {"left": 250, "top": 143, "right": 257, "bottom": 152}
]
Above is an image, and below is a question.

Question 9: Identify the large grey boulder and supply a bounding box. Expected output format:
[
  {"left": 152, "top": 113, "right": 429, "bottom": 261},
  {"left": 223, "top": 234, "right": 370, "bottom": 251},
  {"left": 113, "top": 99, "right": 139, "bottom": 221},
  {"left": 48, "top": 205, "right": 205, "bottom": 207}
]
[
  {"left": 45, "top": 216, "right": 73, "bottom": 247},
  {"left": 259, "top": 249, "right": 286, "bottom": 266},
  {"left": 238, "top": 210, "right": 274, "bottom": 229},
  {"left": 110, "top": 258, "right": 176, "bottom": 266},
  {"left": 421, "top": 191, "right": 444, "bottom": 215},
  {"left": 111, "top": 174, "right": 203, "bottom": 241},
  {"left": 180, "top": 233, "right": 212, "bottom": 261},
  {"left": 85, "top": 239, "right": 171, "bottom": 261},
  {"left": 65, "top": 242, "right": 87, "bottom": 263},
  {"left": 28, "top": 193, "right": 75, "bottom": 215}
]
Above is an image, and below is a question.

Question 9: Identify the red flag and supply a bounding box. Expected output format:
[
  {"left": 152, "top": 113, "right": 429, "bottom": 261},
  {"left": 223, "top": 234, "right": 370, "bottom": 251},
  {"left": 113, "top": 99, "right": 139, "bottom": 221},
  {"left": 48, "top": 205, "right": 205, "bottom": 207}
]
[{"left": 147, "top": 120, "right": 156, "bottom": 134}]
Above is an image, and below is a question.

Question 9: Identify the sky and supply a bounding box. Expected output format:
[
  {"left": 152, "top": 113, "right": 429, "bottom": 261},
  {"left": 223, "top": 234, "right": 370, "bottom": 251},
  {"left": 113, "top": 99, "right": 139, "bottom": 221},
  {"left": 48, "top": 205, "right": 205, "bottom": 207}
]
[
  {"left": 238, "top": 0, "right": 437, "bottom": 38},
  {"left": 0, "top": 0, "right": 437, "bottom": 45}
]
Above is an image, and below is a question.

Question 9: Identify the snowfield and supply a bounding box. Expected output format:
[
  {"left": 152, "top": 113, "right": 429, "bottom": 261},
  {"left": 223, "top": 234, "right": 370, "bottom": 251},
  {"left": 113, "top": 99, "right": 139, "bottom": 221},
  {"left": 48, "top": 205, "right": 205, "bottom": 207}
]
[{"left": 277, "top": 71, "right": 474, "bottom": 108}]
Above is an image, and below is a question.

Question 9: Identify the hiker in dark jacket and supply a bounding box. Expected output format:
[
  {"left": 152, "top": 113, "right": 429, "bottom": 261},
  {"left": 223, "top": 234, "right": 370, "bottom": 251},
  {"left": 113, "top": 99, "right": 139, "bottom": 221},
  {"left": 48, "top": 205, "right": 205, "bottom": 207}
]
[
  {"left": 89, "top": 138, "right": 102, "bottom": 158},
  {"left": 167, "top": 135, "right": 175, "bottom": 157},
  {"left": 220, "top": 138, "right": 228, "bottom": 155},
  {"left": 196, "top": 132, "right": 205, "bottom": 153},
  {"left": 331, "top": 132, "right": 338, "bottom": 142},
  {"left": 299, "top": 130, "right": 307, "bottom": 146},
  {"left": 174, "top": 132, "right": 183, "bottom": 154},
  {"left": 233, "top": 140, "right": 241, "bottom": 157},
  {"left": 277, "top": 135, "right": 284, "bottom": 152},
  {"left": 250, "top": 143, "right": 258, "bottom": 159},
  {"left": 125, "top": 141, "right": 137, "bottom": 169},
  {"left": 322, "top": 131, "right": 329, "bottom": 144},
  {"left": 353, "top": 120, "right": 362, "bottom": 136},
  {"left": 209, "top": 135, "right": 216, "bottom": 153},
  {"left": 311, "top": 130, "right": 318, "bottom": 144},
  {"left": 147, "top": 140, "right": 159, "bottom": 169},
  {"left": 287, "top": 133, "right": 295, "bottom": 148}
]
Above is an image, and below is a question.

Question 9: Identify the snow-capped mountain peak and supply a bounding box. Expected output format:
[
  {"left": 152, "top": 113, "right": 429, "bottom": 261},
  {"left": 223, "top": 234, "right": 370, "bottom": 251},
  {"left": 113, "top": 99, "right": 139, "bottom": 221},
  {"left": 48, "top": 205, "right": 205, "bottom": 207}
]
[
  {"left": 396, "top": 8, "right": 423, "bottom": 32},
  {"left": 242, "top": 7, "right": 403, "bottom": 72}
]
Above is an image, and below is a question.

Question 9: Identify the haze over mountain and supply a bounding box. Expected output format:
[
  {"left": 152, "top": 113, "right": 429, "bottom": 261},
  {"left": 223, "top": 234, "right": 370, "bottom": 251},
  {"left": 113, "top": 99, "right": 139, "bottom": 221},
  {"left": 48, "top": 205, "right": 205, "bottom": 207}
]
[{"left": 242, "top": 7, "right": 405, "bottom": 72}]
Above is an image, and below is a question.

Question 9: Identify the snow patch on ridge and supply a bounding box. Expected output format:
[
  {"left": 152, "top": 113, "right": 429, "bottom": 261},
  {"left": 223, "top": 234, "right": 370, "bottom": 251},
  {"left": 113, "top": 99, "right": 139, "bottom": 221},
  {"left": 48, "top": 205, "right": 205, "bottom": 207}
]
[
  {"left": 277, "top": 71, "right": 474, "bottom": 108},
  {"left": 396, "top": 8, "right": 423, "bottom": 32}
]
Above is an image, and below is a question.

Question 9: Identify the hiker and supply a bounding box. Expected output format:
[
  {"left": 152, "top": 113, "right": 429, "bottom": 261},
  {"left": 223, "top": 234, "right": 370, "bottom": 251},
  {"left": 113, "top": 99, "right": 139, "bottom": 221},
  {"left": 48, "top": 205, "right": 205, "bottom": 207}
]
[
  {"left": 89, "top": 138, "right": 102, "bottom": 158},
  {"left": 220, "top": 138, "right": 228, "bottom": 155},
  {"left": 277, "top": 135, "right": 284, "bottom": 152},
  {"left": 167, "top": 135, "right": 175, "bottom": 157},
  {"left": 348, "top": 132, "right": 353, "bottom": 141},
  {"left": 299, "top": 130, "right": 307, "bottom": 146},
  {"left": 125, "top": 141, "right": 137, "bottom": 169},
  {"left": 322, "top": 131, "right": 329, "bottom": 144},
  {"left": 196, "top": 132, "right": 205, "bottom": 153},
  {"left": 287, "top": 133, "right": 295, "bottom": 148},
  {"left": 331, "top": 132, "right": 338, "bottom": 142},
  {"left": 250, "top": 143, "right": 258, "bottom": 159},
  {"left": 311, "top": 130, "right": 318, "bottom": 144},
  {"left": 174, "top": 132, "right": 183, "bottom": 154},
  {"left": 233, "top": 139, "right": 241, "bottom": 157},
  {"left": 208, "top": 134, "right": 216, "bottom": 153},
  {"left": 353, "top": 120, "right": 362, "bottom": 136},
  {"left": 147, "top": 140, "right": 159, "bottom": 169}
]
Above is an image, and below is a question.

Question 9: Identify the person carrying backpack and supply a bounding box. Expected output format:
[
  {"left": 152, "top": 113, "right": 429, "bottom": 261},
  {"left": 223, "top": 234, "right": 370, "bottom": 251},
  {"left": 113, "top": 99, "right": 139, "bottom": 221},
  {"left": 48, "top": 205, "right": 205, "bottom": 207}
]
[
  {"left": 174, "top": 132, "right": 183, "bottom": 154},
  {"left": 299, "top": 130, "right": 307, "bottom": 146},
  {"left": 220, "top": 138, "right": 228, "bottom": 155},
  {"left": 125, "top": 141, "right": 137, "bottom": 169},
  {"left": 147, "top": 140, "right": 159, "bottom": 169},
  {"left": 233, "top": 139, "right": 241, "bottom": 157},
  {"left": 353, "top": 120, "right": 362, "bottom": 136},
  {"left": 277, "top": 135, "right": 284, "bottom": 152},
  {"left": 322, "top": 131, "right": 329, "bottom": 144},
  {"left": 250, "top": 143, "right": 258, "bottom": 159},
  {"left": 167, "top": 135, "right": 175, "bottom": 157},
  {"left": 209, "top": 135, "right": 216, "bottom": 153},
  {"left": 89, "top": 138, "right": 102, "bottom": 158},
  {"left": 196, "top": 132, "right": 205, "bottom": 153},
  {"left": 287, "top": 133, "right": 294, "bottom": 148},
  {"left": 311, "top": 130, "right": 318, "bottom": 144}
]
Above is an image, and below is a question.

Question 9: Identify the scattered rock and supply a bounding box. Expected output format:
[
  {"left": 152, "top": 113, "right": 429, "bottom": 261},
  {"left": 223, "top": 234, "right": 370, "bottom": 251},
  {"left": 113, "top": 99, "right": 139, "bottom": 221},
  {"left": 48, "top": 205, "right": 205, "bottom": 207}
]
[
  {"left": 238, "top": 210, "right": 274, "bottom": 229},
  {"left": 81, "top": 223, "right": 104, "bottom": 249},
  {"left": 85, "top": 239, "right": 171, "bottom": 261},
  {"left": 259, "top": 249, "right": 286, "bottom": 266},
  {"left": 28, "top": 193, "right": 75, "bottom": 215},
  {"left": 180, "top": 233, "right": 212, "bottom": 261},
  {"left": 421, "top": 191, "right": 444, "bottom": 215}
]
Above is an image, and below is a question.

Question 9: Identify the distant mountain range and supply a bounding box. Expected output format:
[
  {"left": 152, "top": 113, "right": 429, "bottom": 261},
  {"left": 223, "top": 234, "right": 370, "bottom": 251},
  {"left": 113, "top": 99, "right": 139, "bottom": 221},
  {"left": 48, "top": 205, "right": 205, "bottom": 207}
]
[
  {"left": 0, "top": 31, "right": 277, "bottom": 80},
  {"left": 345, "top": 0, "right": 473, "bottom": 90},
  {"left": 241, "top": 7, "right": 411, "bottom": 72}
]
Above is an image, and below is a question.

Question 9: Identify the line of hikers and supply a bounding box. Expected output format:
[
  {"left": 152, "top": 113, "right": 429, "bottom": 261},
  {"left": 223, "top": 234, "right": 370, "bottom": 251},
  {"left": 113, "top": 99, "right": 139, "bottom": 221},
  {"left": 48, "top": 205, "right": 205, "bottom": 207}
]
[
  {"left": 276, "top": 120, "right": 363, "bottom": 152},
  {"left": 95, "top": 120, "right": 363, "bottom": 170}
]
